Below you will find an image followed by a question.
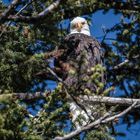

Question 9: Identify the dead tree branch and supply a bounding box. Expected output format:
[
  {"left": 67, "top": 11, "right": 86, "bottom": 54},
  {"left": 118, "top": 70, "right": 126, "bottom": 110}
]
[
  {"left": 78, "top": 95, "right": 140, "bottom": 107},
  {"left": 0, "top": 91, "right": 50, "bottom": 101},
  {"left": 1, "top": 93, "right": 140, "bottom": 107},
  {"left": 54, "top": 101, "right": 138, "bottom": 140},
  {"left": 6, "top": 0, "right": 64, "bottom": 23}
]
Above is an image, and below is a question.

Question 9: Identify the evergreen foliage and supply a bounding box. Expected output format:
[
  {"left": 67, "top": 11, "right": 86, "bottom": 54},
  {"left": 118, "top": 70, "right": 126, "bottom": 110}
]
[{"left": 0, "top": 0, "right": 140, "bottom": 139}]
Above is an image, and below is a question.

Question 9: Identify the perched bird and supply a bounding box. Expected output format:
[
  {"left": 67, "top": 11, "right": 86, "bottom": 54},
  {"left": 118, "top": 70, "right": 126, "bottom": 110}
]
[{"left": 54, "top": 17, "right": 104, "bottom": 129}]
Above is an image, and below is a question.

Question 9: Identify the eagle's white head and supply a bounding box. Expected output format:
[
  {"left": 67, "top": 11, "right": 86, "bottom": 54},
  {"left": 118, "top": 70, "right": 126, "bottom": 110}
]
[{"left": 70, "top": 17, "right": 91, "bottom": 36}]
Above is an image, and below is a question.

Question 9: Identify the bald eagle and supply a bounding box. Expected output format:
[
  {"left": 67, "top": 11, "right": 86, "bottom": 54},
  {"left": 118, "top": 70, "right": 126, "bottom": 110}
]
[{"left": 54, "top": 17, "right": 104, "bottom": 128}]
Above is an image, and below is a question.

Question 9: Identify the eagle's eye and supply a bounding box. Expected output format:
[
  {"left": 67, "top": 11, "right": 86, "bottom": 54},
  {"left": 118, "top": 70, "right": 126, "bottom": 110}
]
[
  {"left": 81, "top": 21, "right": 85, "bottom": 25},
  {"left": 71, "top": 24, "right": 76, "bottom": 29}
]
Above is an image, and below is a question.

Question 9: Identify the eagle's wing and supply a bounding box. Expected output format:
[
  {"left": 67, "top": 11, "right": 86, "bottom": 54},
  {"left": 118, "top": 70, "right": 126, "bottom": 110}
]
[{"left": 57, "top": 33, "right": 104, "bottom": 92}]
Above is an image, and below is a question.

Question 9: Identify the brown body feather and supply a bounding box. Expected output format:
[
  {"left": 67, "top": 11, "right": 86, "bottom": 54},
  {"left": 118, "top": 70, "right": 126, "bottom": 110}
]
[{"left": 54, "top": 33, "right": 104, "bottom": 94}]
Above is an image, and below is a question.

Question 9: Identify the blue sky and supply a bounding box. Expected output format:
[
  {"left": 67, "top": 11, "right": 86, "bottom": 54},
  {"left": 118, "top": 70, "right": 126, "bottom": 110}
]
[{"left": 91, "top": 10, "right": 140, "bottom": 140}]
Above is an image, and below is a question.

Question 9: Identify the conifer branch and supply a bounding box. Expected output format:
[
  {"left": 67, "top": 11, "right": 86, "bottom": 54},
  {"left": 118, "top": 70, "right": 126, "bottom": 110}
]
[
  {"left": 12, "top": 91, "right": 51, "bottom": 101},
  {"left": 0, "top": 0, "right": 33, "bottom": 38},
  {"left": 1, "top": 1, "right": 139, "bottom": 23}
]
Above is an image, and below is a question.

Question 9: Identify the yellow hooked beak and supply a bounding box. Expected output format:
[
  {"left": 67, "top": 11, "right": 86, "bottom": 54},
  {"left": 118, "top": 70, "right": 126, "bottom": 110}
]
[{"left": 75, "top": 22, "right": 83, "bottom": 32}]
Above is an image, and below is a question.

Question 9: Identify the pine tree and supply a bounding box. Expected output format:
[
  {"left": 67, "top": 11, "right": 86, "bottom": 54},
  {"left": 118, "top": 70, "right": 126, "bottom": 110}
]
[{"left": 0, "top": 0, "right": 140, "bottom": 140}]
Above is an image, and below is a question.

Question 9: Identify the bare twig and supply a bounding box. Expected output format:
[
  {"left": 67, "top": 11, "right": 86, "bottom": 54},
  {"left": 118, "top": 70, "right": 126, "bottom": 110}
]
[
  {"left": 47, "top": 67, "right": 63, "bottom": 83},
  {"left": 113, "top": 59, "right": 129, "bottom": 70},
  {"left": 54, "top": 102, "right": 138, "bottom": 140},
  {"left": 0, "top": 0, "right": 20, "bottom": 21},
  {"left": 113, "top": 55, "right": 139, "bottom": 70},
  {"left": 102, "top": 101, "right": 137, "bottom": 122}
]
